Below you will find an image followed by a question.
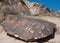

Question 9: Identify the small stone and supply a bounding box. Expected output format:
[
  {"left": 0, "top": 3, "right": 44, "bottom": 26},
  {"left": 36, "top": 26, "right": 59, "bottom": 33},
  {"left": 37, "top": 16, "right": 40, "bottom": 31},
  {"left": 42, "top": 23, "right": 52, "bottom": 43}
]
[
  {"left": 35, "top": 37, "right": 38, "bottom": 39},
  {"left": 14, "top": 35, "right": 19, "bottom": 37},
  {"left": 0, "top": 25, "right": 4, "bottom": 33}
]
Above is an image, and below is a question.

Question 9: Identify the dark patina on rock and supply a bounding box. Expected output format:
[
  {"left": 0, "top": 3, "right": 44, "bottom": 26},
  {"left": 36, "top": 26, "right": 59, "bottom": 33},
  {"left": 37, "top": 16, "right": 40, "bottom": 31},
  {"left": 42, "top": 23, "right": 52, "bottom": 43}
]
[{"left": 1, "top": 15, "right": 56, "bottom": 41}]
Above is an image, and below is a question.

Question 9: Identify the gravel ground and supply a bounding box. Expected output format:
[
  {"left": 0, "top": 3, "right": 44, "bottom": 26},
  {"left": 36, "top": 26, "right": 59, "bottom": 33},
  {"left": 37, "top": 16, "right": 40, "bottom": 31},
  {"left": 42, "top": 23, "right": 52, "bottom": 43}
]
[{"left": 0, "top": 31, "right": 26, "bottom": 43}]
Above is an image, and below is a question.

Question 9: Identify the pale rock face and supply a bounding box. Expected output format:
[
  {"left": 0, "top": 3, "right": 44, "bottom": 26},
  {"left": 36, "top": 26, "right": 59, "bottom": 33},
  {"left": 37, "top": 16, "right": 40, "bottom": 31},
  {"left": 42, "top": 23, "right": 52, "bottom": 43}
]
[
  {"left": 29, "top": 7, "right": 40, "bottom": 16},
  {"left": 29, "top": 2, "right": 35, "bottom": 8},
  {"left": 24, "top": 1, "right": 34, "bottom": 8},
  {"left": 57, "top": 10, "right": 60, "bottom": 14}
]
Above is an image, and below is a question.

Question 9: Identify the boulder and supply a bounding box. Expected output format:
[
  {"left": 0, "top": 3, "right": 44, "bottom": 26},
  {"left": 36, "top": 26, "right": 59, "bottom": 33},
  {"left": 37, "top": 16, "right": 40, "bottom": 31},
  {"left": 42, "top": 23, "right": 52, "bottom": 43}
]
[{"left": 1, "top": 14, "right": 56, "bottom": 41}]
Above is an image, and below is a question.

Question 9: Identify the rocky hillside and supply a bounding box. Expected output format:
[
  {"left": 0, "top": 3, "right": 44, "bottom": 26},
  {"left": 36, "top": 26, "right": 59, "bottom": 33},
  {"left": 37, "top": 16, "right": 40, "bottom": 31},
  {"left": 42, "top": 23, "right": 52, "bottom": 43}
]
[{"left": 0, "top": 0, "right": 60, "bottom": 43}]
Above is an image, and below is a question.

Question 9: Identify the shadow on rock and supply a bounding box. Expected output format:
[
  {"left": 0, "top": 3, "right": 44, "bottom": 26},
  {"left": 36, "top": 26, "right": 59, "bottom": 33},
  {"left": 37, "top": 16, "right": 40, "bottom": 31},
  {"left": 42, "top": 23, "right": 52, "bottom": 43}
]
[
  {"left": 35, "top": 28, "right": 56, "bottom": 43},
  {"left": 7, "top": 28, "right": 56, "bottom": 43}
]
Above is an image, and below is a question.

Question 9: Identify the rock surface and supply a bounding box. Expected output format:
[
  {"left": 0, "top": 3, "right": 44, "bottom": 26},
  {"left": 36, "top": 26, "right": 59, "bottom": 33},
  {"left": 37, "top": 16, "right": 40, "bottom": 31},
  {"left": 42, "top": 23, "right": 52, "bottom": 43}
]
[
  {"left": 0, "top": 16, "right": 60, "bottom": 43},
  {"left": 0, "top": 0, "right": 60, "bottom": 43},
  {"left": 1, "top": 14, "right": 55, "bottom": 41}
]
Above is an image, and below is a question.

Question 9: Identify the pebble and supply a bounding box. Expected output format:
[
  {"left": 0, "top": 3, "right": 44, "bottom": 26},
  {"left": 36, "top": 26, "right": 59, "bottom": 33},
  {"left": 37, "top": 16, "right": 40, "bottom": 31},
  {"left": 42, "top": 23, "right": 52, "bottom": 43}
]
[{"left": 0, "top": 25, "right": 4, "bottom": 33}]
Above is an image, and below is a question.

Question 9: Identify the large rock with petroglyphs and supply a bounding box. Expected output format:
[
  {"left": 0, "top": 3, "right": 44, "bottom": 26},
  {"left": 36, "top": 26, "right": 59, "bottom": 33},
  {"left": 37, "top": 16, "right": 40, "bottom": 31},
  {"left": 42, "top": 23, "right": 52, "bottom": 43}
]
[{"left": 1, "top": 14, "right": 56, "bottom": 41}]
